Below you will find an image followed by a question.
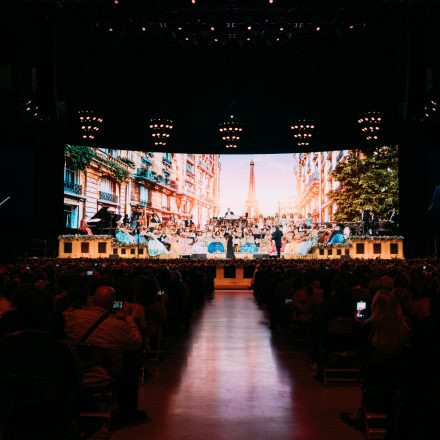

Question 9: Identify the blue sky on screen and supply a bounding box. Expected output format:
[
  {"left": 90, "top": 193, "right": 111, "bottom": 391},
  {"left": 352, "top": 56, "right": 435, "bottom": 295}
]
[{"left": 218, "top": 154, "right": 295, "bottom": 216}]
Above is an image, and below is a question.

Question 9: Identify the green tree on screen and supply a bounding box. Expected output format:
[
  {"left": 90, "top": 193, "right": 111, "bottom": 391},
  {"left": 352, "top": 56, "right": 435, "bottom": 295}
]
[{"left": 328, "top": 146, "right": 399, "bottom": 221}]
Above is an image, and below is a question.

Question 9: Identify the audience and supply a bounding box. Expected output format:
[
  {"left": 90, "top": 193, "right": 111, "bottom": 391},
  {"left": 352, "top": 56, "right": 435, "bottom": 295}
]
[{"left": 0, "top": 257, "right": 438, "bottom": 439}]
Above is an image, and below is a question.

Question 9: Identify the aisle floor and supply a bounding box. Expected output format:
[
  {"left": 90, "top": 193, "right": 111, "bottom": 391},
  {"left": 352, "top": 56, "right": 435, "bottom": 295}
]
[{"left": 113, "top": 291, "right": 362, "bottom": 440}]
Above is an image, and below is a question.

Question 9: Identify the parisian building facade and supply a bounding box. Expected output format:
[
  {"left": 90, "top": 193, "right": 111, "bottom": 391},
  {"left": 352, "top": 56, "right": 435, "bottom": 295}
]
[
  {"left": 64, "top": 148, "right": 221, "bottom": 230},
  {"left": 292, "top": 150, "right": 348, "bottom": 222}
]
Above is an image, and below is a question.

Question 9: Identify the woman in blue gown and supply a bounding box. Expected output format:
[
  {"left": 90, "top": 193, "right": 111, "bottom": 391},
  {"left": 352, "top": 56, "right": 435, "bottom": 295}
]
[
  {"left": 115, "top": 226, "right": 135, "bottom": 245},
  {"left": 327, "top": 226, "right": 346, "bottom": 244}
]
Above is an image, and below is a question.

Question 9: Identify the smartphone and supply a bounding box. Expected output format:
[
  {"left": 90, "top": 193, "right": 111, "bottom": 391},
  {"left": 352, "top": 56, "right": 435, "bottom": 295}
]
[
  {"left": 423, "top": 265, "right": 427, "bottom": 270},
  {"left": 112, "top": 300, "right": 123, "bottom": 311},
  {"left": 356, "top": 301, "right": 367, "bottom": 319},
  {"left": 86, "top": 270, "right": 94, "bottom": 276},
  {"left": 285, "top": 299, "right": 292, "bottom": 305}
]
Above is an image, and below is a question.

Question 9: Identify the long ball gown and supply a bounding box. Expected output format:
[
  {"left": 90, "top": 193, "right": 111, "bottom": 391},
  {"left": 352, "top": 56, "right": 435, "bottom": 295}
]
[{"left": 147, "top": 232, "right": 169, "bottom": 257}]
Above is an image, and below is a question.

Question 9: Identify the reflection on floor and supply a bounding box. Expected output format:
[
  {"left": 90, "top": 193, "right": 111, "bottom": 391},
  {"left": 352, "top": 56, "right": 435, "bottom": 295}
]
[{"left": 113, "top": 291, "right": 362, "bottom": 440}]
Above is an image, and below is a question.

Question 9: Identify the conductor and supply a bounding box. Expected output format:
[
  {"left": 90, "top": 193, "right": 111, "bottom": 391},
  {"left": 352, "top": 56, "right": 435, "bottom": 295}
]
[{"left": 271, "top": 226, "right": 283, "bottom": 258}]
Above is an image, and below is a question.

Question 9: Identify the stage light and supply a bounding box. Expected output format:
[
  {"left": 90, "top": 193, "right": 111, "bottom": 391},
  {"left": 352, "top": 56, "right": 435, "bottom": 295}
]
[
  {"left": 211, "top": 27, "right": 215, "bottom": 31},
  {"left": 290, "top": 119, "right": 315, "bottom": 147},
  {"left": 218, "top": 117, "right": 243, "bottom": 149},
  {"left": 149, "top": 117, "right": 173, "bottom": 147},
  {"left": 316, "top": 26, "right": 321, "bottom": 31},
  {"left": 247, "top": 25, "right": 252, "bottom": 30},
  {"left": 141, "top": 26, "right": 146, "bottom": 32},
  {"left": 78, "top": 110, "right": 103, "bottom": 140},
  {"left": 357, "top": 111, "right": 383, "bottom": 142}
]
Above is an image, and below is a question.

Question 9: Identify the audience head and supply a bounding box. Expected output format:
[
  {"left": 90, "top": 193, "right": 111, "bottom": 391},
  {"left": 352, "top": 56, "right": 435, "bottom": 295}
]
[
  {"left": 93, "top": 285, "right": 116, "bottom": 310},
  {"left": 370, "top": 290, "right": 410, "bottom": 354}
]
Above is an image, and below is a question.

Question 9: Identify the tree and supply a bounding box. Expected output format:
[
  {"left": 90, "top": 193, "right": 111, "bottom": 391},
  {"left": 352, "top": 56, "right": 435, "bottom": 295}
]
[
  {"left": 64, "top": 145, "right": 96, "bottom": 171},
  {"left": 328, "top": 146, "right": 399, "bottom": 221}
]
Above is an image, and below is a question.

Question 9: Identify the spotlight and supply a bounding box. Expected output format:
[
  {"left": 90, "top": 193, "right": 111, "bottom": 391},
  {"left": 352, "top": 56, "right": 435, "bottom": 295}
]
[
  {"left": 290, "top": 119, "right": 315, "bottom": 147},
  {"left": 149, "top": 117, "right": 173, "bottom": 147},
  {"left": 78, "top": 110, "right": 103, "bottom": 140},
  {"left": 357, "top": 111, "right": 383, "bottom": 142}
]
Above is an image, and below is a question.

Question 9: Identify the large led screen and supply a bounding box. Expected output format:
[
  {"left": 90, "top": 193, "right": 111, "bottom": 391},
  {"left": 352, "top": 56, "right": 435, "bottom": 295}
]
[{"left": 63, "top": 145, "right": 399, "bottom": 255}]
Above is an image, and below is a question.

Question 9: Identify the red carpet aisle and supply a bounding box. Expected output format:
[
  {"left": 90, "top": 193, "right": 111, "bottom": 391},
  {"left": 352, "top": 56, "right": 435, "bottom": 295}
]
[{"left": 113, "top": 291, "right": 362, "bottom": 440}]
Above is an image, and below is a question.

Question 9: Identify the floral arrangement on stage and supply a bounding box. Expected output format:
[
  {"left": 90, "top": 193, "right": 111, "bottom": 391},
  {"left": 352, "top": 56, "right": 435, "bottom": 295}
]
[
  {"left": 317, "top": 242, "right": 353, "bottom": 249},
  {"left": 111, "top": 241, "right": 149, "bottom": 247},
  {"left": 58, "top": 235, "right": 113, "bottom": 240},
  {"left": 350, "top": 235, "right": 404, "bottom": 241}
]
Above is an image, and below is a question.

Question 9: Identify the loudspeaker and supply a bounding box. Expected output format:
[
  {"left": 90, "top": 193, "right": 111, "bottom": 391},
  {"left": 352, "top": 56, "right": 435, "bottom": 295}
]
[
  {"left": 191, "top": 254, "right": 207, "bottom": 259},
  {"left": 254, "top": 254, "right": 270, "bottom": 259}
]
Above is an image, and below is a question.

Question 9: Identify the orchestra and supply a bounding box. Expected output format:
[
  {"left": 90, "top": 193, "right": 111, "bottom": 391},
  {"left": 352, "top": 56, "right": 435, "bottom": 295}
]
[{"left": 80, "top": 208, "right": 399, "bottom": 257}]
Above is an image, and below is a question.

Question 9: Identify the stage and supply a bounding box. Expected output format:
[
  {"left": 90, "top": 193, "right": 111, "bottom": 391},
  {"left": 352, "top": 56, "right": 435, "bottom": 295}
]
[{"left": 58, "top": 235, "right": 405, "bottom": 260}]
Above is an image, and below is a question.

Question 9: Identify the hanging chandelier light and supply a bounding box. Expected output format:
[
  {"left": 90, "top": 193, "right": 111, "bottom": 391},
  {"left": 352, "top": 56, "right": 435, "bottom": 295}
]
[
  {"left": 218, "top": 115, "right": 243, "bottom": 149},
  {"left": 78, "top": 110, "right": 103, "bottom": 140},
  {"left": 290, "top": 119, "right": 315, "bottom": 147},
  {"left": 149, "top": 118, "right": 173, "bottom": 147},
  {"left": 421, "top": 98, "right": 437, "bottom": 122},
  {"left": 357, "top": 111, "right": 383, "bottom": 142}
]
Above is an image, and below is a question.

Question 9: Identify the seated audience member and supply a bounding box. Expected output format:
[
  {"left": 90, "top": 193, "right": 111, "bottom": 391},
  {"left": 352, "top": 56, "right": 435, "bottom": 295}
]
[
  {"left": 359, "top": 290, "right": 411, "bottom": 405},
  {"left": 64, "top": 285, "right": 142, "bottom": 351},
  {"left": 64, "top": 285, "right": 145, "bottom": 424}
]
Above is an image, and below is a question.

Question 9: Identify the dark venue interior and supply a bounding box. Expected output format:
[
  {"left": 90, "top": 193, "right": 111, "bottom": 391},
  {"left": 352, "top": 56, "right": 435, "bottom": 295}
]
[{"left": 0, "top": 1, "right": 439, "bottom": 440}]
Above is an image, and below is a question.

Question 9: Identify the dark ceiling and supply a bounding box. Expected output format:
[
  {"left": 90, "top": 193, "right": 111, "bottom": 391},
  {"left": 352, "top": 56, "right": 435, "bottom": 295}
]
[{"left": 0, "top": 0, "right": 439, "bottom": 152}]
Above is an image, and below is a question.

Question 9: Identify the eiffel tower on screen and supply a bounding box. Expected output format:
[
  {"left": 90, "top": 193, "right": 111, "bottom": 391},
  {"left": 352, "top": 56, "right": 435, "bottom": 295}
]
[{"left": 245, "top": 160, "right": 259, "bottom": 219}]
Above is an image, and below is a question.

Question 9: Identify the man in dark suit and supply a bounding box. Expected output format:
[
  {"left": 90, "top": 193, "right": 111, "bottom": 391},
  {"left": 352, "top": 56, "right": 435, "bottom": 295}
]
[
  {"left": 360, "top": 209, "right": 369, "bottom": 235},
  {"left": 271, "top": 226, "right": 283, "bottom": 258}
]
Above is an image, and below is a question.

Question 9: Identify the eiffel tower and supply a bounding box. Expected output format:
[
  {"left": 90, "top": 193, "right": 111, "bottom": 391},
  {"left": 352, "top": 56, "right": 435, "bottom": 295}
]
[{"left": 245, "top": 160, "right": 259, "bottom": 219}]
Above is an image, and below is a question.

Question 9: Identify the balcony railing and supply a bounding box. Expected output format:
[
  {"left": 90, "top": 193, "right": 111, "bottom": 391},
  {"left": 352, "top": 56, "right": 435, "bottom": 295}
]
[
  {"left": 139, "top": 200, "right": 151, "bottom": 207},
  {"left": 135, "top": 168, "right": 154, "bottom": 181},
  {"left": 64, "top": 180, "right": 82, "bottom": 195},
  {"left": 99, "top": 191, "right": 118, "bottom": 203}
]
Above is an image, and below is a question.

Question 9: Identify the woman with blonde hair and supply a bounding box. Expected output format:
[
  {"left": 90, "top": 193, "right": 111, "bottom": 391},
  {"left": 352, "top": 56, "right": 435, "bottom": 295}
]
[{"left": 368, "top": 290, "right": 411, "bottom": 355}]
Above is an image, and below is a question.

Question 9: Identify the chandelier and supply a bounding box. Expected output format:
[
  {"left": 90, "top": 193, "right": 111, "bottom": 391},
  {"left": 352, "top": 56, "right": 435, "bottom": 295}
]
[
  {"left": 218, "top": 116, "right": 243, "bottom": 149},
  {"left": 421, "top": 99, "right": 437, "bottom": 122},
  {"left": 357, "top": 111, "right": 383, "bottom": 142},
  {"left": 290, "top": 119, "right": 315, "bottom": 147},
  {"left": 149, "top": 118, "right": 173, "bottom": 147},
  {"left": 78, "top": 110, "right": 103, "bottom": 140}
]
